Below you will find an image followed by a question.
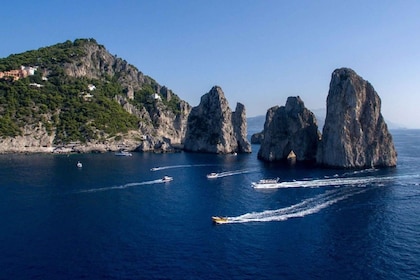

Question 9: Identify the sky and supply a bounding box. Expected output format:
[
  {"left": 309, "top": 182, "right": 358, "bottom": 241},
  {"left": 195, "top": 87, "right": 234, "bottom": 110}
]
[{"left": 1, "top": 0, "right": 419, "bottom": 128}]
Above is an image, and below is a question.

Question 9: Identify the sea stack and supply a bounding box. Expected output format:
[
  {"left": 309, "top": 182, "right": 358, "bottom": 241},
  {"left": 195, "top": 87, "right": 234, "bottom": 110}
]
[
  {"left": 183, "top": 86, "right": 251, "bottom": 154},
  {"left": 316, "top": 68, "right": 397, "bottom": 168},
  {"left": 257, "top": 96, "right": 320, "bottom": 162}
]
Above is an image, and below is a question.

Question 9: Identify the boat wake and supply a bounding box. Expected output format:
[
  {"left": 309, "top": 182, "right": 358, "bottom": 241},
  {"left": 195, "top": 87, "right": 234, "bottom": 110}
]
[
  {"left": 77, "top": 179, "right": 165, "bottom": 193},
  {"left": 224, "top": 187, "right": 368, "bottom": 224},
  {"left": 151, "top": 164, "right": 216, "bottom": 171},
  {"left": 220, "top": 173, "right": 420, "bottom": 224},
  {"left": 254, "top": 175, "right": 397, "bottom": 189},
  {"left": 212, "top": 169, "right": 255, "bottom": 178}
]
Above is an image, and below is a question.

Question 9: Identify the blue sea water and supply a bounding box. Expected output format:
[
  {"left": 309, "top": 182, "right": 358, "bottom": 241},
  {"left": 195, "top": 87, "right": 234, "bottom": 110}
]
[{"left": 0, "top": 130, "right": 419, "bottom": 279}]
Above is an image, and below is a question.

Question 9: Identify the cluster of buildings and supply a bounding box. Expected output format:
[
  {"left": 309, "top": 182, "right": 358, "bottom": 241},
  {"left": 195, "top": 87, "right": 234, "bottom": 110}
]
[{"left": 0, "top": 66, "right": 38, "bottom": 81}]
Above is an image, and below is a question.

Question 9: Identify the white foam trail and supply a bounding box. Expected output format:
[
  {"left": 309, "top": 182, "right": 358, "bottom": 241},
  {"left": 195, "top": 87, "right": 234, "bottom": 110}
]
[
  {"left": 342, "top": 168, "right": 379, "bottom": 177},
  {"left": 225, "top": 187, "right": 367, "bottom": 224},
  {"left": 151, "top": 164, "right": 216, "bottom": 171},
  {"left": 215, "top": 169, "right": 254, "bottom": 178},
  {"left": 253, "top": 175, "right": 397, "bottom": 189},
  {"left": 77, "top": 179, "right": 163, "bottom": 193}
]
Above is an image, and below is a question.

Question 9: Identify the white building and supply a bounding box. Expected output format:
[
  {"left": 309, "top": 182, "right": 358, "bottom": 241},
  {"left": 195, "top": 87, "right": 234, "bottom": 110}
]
[
  {"left": 152, "top": 93, "right": 162, "bottom": 101},
  {"left": 88, "top": 84, "right": 96, "bottom": 91}
]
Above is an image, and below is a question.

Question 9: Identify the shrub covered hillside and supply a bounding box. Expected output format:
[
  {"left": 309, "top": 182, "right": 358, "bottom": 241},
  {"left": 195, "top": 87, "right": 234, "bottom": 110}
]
[{"left": 0, "top": 39, "right": 190, "bottom": 147}]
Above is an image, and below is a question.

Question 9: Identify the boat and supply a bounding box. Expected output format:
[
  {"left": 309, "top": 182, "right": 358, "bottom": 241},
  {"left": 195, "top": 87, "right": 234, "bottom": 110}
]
[
  {"left": 161, "top": 176, "right": 173, "bottom": 182},
  {"left": 251, "top": 178, "right": 280, "bottom": 188},
  {"left": 115, "top": 150, "right": 132, "bottom": 156},
  {"left": 76, "top": 161, "right": 82, "bottom": 168},
  {"left": 150, "top": 167, "right": 158, "bottom": 171},
  {"left": 212, "top": 216, "right": 229, "bottom": 224},
  {"left": 206, "top": 172, "right": 218, "bottom": 179}
]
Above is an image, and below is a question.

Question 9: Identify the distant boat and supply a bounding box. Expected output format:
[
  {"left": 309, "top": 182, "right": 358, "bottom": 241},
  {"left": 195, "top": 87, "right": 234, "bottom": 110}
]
[
  {"left": 212, "top": 216, "right": 229, "bottom": 224},
  {"left": 206, "top": 172, "right": 218, "bottom": 179},
  {"left": 150, "top": 167, "right": 159, "bottom": 171},
  {"left": 161, "top": 176, "right": 173, "bottom": 182},
  {"left": 251, "top": 178, "right": 280, "bottom": 188},
  {"left": 76, "top": 161, "right": 83, "bottom": 168},
  {"left": 115, "top": 150, "right": 132, "bottom": 156}
]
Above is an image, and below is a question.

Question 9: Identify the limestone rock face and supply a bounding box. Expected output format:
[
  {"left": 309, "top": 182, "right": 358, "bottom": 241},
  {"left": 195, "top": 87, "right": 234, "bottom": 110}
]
[
  {"left": 64, "top": 40, "right": 192, "bottom": 152},
  {"left": 183, "top": 86, "right": 251, "bottom": 154},
  {"left": 0, "top": 123, "right": 55, "bottom": 153},
  {"left": 232, "top": 103, "right": 252, "bottom": 153},
  {"left": 316, "top": 68, "right": 397, "bottom": 168},
  {"left": 251, "top": 132, "right": 264, "bottom": 144},
  {"left": 257, "top": 96, "right": 320, "bottom": 162},
  {"left": 0, "top": 39, "right": 191, "bottom": 154}
]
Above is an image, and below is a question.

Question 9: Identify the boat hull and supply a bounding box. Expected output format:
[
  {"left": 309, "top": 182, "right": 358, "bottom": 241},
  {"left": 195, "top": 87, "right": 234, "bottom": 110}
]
[
  {"left": 206, "top": 173, "right": 218, "bottom": 179},
  {"left": 212, "top": 216, "right": 229, "bottom": 224},
  {"left": 251, "top": 178, "right": 280, "bottom": 189},
  {"left": 161, "top": 176, "right": 173, "bottom": 182}
]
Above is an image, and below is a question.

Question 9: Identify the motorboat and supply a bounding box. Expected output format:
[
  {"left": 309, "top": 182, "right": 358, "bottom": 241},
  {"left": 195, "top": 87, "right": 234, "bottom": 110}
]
[
  {"left": 161, "top": 176, "right": 173, "bottom": 182},
  {"left": 76, "top": 161, "right": 82, "bottom": 168},
  {"left": 206, "top": 172, "right": 218, "bottom": 179},
  {"left": 115, "top": 150, "right": 132, "bottom": 156},
  {"left": 150, "top": 167, "right": 158, "bottom": 171},
  {"left": 212, "top": 216, "right": 229, "bottom": 224},
  {"left": 251, "top": 178, "right": 280, "bottom": 188}
]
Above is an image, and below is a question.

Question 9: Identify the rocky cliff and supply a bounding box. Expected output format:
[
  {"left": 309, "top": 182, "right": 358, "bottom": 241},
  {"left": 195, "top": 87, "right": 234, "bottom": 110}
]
[
  {"left": 316, "top": 68, "right": 397, "bottom": 168},
  {"left": 183, "top": 86, "right": 251, "bottom": 154},
  {"left": 63, "top": 40, "right": 191, "bottom": 150},
  {"left": 250, "top": 132, "right": 264, "bottom": 144},
  {"left": 0, "top": 39, "right": 191, "bottom": 153},
  {"left": 257, "top": 96, "right": 320, "bottom": 162}
]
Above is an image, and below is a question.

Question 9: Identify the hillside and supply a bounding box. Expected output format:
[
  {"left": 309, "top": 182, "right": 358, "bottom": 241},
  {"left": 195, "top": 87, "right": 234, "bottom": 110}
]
[{"left": 0, "top": 39, "right": 191, "bottom": 153}]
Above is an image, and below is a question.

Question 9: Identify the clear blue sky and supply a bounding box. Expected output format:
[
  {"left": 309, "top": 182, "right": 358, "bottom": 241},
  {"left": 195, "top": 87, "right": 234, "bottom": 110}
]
[{"left": 1, "top": 0, "right": 419, "bottom": 128}]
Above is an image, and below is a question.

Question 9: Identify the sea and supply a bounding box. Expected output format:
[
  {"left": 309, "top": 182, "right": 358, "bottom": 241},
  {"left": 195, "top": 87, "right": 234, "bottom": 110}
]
[{"left": 0, "top": 129, "right": 419, "bottom": 280}]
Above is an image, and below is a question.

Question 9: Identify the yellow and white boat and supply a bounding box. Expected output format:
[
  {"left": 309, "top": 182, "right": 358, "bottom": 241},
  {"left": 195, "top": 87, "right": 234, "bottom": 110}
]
[{"left": 212, "top": 216, "right": 229, "bottom": 224}]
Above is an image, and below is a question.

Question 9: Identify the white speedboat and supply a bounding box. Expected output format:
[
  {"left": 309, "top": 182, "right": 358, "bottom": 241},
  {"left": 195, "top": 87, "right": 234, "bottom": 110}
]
[
  {"left": 251, "top": 178, "right": 280, "bottom": 188},
  {"left": 161, "top": 176, "right": 173, "bottom": 182},
  {"left": 115, "top": 150, "right": 132, "bottom": 156},
  {"left": 206, "top": 172, "right": 218, "bottom": 179},
  {"left": 76, "top": 161, "right": 83, "bottom": 168}
]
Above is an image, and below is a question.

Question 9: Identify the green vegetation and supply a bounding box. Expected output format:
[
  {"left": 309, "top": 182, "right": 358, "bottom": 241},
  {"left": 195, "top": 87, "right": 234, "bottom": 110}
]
[
  {"left": 0, "top": 39, "right": 97, "bottom": 72},
  {"left": 0, "top": 75, "right": 139, "bottom": 142},
  {"left": 0, "top": 38, "right": 186, "bottom": 144}
]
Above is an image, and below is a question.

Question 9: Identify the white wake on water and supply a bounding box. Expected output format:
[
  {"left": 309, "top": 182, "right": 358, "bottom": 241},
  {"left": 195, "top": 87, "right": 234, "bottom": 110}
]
[
  {"left": 253, "top": 175, "right": 397, "bottom": 189},
  {"left": 225, "top": 187, "right": 368, "bottom": 223},
  {"left": 223, "top": 173, "right": 420, "bottom": 223},
  {"left": 214, "top": 169, "right": 255, "bottom": 178},
  {"left": 150, "top": 164, "right": 217, "bottom": 171},
  {"left": 77, "top": 179, "right": 164, "bottom": 193}
]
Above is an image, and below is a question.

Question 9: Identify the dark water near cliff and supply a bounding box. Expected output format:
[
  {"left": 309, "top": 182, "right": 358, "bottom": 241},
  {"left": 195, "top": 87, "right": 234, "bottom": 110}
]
[{"left": 0, "top": 130, "right": 419, "bottom": 279}]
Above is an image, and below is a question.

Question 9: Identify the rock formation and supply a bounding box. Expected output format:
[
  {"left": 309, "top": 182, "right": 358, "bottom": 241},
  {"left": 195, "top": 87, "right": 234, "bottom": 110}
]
[
  {"left": 0, "top": 39, "right": 191, "bottom": 153},
  {"left": 257, "top": 96, "right": 320, "bottom": 162},
  {"left": 316, "top": 68, "right": 397, "bottom": 168},
  {"left": 183, "top": 86, "right": 251, "bottom": 154},
  {"left": 63, "top": 40, "right": 191, "bottom": 151},
  {"left": 251, "top": 132, "right": 264, "bottom": 144}
]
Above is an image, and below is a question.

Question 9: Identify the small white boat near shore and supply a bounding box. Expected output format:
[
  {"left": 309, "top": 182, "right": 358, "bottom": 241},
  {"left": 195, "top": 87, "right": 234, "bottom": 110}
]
[
  {"left": 114, "top": 150, "right": 132, "bottom": 156},
  {"left": 76, "top": 161, "right": 83, "bottom": 168}
]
